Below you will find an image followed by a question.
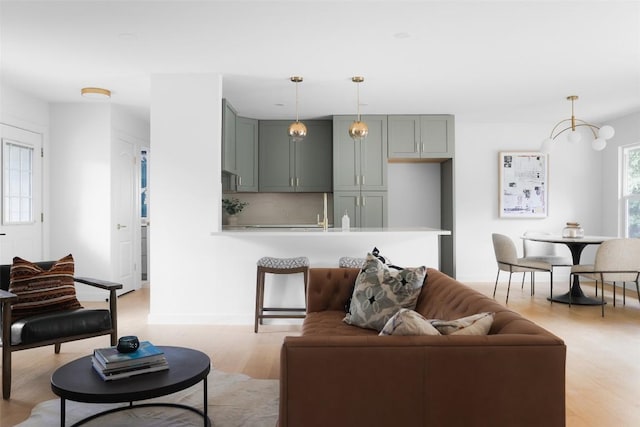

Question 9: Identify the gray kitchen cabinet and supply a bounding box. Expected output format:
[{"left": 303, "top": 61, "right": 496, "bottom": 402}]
[
  {"left": 222, "top": 99, "right": 238, "bottom": 174},
  {"left": 236, "top": 117, "right": 258, "bottom": 192},
  {"left": 333, "top": 115, "right": 387, "bottom": 227},
  {"left": 333, "top": 115, "right": 387, "bottom": 191},
  {"left": 333, "top": 191, "right": 387, "bottom": 228},
  {"left": 388, "top": 115, "right": 454, "bottom": 159},
  {"left": 259, "top": 120, "right": 332, "bottom": 192}
]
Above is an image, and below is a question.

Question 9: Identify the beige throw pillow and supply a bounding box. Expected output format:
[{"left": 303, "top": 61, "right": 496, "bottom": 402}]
[
  {"left": 379, "top": 308, "right": 441, "bottom": 336},
  {"left": 429, "top": 312, "right": 495, "bottom": 335}
]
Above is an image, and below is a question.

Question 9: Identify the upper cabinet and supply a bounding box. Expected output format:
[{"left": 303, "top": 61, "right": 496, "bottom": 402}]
[
  {"left": 388, "top": 115, "right": 454, "bottom": 159},
  {"left": 236, "top": 117, "right": 259, "bottom": 192},
  {"left": 333, "top": 115, "right": 388, "bottom": 191},
  {"left": 259, "top": 120, "right": 332, "bottom": 192},
  {"left": 222, "top": 99, "right": 238, "bottom": 175}
]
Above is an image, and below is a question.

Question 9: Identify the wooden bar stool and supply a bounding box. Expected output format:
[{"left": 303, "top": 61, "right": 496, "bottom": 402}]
[{"left": 254, "top": 256, "right": 309, "bottom": 333}]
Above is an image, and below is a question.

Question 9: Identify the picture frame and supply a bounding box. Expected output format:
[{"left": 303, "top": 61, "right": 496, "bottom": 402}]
[{"left": 499, "top": 151, "right": 548, "bottom": 218}]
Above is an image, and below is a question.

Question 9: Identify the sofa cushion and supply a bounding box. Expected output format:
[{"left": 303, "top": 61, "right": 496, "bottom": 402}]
[
  {"left": 430, "top": 312, "right": 495, "bottom": 335},
  {"left": 379, "top": 308, "right": 441, "bottom": 336},
  {"left": 344, "top": 253, "right": 427, "bottom": 331},
  {"left": 303, "top": 311, "right": 378, "bottom": 337},
  {"left": 8, "top": 254, "right": 83, "bottom": 322}
]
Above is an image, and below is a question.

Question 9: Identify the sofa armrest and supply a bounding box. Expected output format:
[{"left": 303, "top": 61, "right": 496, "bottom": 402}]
[
  {"left": 280, "top": 335, "right": 566, "bottom": 427},
  {"left": 306, "top": 268, "right": 360, "bottom": 313}
]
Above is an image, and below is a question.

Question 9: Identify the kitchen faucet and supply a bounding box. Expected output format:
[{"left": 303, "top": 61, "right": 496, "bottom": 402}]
[{"left": 317, "top": 192, "right": 329, "bottom": 231}]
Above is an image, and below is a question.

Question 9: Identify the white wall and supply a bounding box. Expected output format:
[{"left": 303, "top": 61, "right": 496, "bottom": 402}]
[
  {"left": 454, "top": 118, "right": 603, "bottom": 282},
  {"left": 49, "top": 104, "right": 113, "bottom": 281},
  {"left": 388, "top": 163, "right": 441, "bottom": 228},
  {"left": 149, "top": 73, "right": 223, "bottom": 320},
  {"left": 600, "top": 112, "right": 640, "bottom": 237},
  {"left": 49, "top": 103, "right": 149, "bottom": 299}
]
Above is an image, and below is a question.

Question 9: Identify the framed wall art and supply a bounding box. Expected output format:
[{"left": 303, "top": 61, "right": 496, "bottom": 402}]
[{"left": 499, "top": 152, "right": 548, "bottom": 218}]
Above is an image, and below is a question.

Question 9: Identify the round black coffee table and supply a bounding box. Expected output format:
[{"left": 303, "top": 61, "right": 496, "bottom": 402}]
[{"left": 51, "top": 346, "right": 211, "bottom": 427}]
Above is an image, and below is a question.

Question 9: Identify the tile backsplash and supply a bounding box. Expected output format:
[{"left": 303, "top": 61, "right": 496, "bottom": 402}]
[{"left": 222, "top": 193, "right": 334, "bottom": 226}]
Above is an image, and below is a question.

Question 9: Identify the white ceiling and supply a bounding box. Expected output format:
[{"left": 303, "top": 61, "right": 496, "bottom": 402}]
[{"left": 1, "top": 0, "right": 639, "bottom": 125}]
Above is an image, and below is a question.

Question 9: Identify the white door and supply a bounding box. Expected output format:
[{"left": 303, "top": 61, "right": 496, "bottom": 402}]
[
  {"left": 0, "top": 124, "right": 43, "bottom": 264},
  {"left": 114, "top": 136, "right": 138, "bottom": 295}
]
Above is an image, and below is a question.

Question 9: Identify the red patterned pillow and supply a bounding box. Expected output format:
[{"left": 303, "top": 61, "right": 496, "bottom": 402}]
[{"left": 9, "top": 254, "right": 83, "bottom": 322}]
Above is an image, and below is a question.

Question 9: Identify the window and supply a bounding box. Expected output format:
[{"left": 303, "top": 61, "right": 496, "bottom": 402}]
[
  {"left": 2, "top": 140, "right": 34, "bottom": 224},
  {"left": 622, "top": 144, "right": 640, "bottom": 237}
]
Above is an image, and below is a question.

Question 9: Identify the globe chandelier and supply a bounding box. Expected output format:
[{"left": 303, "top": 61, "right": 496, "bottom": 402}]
[{"left": 540, "top": 95, "right": 615, "bottom": 153}]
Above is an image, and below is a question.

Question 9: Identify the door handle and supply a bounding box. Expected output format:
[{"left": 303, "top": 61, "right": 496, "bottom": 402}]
[{"left": 117, "top": 224, "right": 127, "bottom": 230}]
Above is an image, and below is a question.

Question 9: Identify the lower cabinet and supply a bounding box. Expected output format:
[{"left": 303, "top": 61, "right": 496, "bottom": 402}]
[{"left": 333, "top": 191, "right": 387, "bottom": 228}]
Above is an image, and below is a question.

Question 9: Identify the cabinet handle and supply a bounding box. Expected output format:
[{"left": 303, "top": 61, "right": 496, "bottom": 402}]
[
  {"left": 361, "top": 175, "right": 365, "bottom": 186},
  {"left": 422, "top": 143, "right": 425, "bottom": 152},
  {"left": 356, "top": 196, "right": 360, "bottom": 207},
  {"left": 296, "top": 177, "right": 300, "bottom": 186},
  {"left": 238, "top": 175, "right": 242, "bottom": 186},
  {"left": 290, "top": 178, "right": 294, "bottom": 187},
  {"left": 356, "top": 175, "right": 360, "bottom": 185},
  {"left": 362, "top": 196, "right": 366, "bottom": 206}
]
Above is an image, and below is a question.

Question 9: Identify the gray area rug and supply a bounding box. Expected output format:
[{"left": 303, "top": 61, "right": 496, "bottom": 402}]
[{"left": 17, "top": 370, "right": 279, "bottom": 426}]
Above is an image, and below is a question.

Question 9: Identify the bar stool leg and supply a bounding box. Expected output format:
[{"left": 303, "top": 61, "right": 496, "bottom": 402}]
[{"left": 254, "top": 267, "right": 265, "bottom": 333}]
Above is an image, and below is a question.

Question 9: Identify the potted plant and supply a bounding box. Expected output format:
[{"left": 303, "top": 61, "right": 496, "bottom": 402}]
[{"left": 222, "top": 197, "right": 248, "bottom": 225}]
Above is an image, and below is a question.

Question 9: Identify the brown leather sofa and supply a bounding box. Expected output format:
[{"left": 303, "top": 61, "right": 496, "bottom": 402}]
[{"left": 279, "top": 268, "right": 566, "bottom": 427}]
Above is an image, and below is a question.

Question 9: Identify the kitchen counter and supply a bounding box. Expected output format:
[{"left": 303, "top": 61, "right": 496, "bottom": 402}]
[
  {"left": 212, "top": 226, "right": 450, "bottom": 273},
  {"left": 215, "top": 226, "right": 451, "bottom": 236}
]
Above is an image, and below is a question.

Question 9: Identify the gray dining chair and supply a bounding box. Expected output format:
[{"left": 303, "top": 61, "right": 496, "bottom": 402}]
[
  {"left": 492, "top": 233, "right": 553, "bottom": 303},
  {"left": 522, "top": 231, "right": 572, "bottom": 298},
  {"left": 570, "top": 238, "right": 640, "bottom": 316}
]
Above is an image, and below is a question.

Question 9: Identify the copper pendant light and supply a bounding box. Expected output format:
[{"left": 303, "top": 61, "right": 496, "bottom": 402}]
[
  {"left": 348, "top": 76, "right": 368, "bottom": 141},
  {"left": 288, "top": 76, "right": 307, "bottom": 142}
]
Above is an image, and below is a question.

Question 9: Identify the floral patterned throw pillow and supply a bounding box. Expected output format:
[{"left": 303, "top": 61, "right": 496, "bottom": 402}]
[{"left": 344, "top": 253, "right": 427, "bottom": 331}]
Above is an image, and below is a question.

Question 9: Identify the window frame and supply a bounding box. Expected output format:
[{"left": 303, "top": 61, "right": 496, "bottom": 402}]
[
  {"left": 621, "top": 143, "right": 640, "bottom": 238},
  {"left": 2, "top": 139, "right": 35, "bottom": 225}
]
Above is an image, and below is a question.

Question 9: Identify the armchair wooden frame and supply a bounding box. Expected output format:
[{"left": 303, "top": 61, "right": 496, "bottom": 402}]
[{"left": 0, "top": 262, "right": 122, "bottom": 399}]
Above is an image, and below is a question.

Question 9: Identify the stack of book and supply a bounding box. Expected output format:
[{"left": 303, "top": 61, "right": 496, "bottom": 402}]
[{"left": 92, "top": 341, "right": 169, "bottom": 381}]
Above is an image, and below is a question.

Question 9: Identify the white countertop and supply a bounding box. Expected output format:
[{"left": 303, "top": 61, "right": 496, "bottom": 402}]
[{"left": 213, "top": 226, "right": 451, "bottom": 236}]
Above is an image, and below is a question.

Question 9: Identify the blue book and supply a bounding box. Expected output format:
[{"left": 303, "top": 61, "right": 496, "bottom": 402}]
[{"left": 94, "top": 341, "right": 164, "bottom": 368}]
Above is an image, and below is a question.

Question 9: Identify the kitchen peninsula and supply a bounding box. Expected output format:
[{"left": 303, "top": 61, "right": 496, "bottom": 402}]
[
  {"left": 211, "top": 226, "right": 450, "bottom": 319},
  {"left": 214, "top": 226, "right": 449, "bottom": 268}
]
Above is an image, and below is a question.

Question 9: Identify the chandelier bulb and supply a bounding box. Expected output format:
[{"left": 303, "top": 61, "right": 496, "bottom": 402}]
[
  {"left": 598, "top": 125, "right": 615, "bottom": 140},
  {"left": 540, "top": 138, "right": 553, "bottom": 154},
  {"left": 567, "top": 130, "right": 582, "bottom": 144},
  {"left": 592, "top": 138, "right": 607, "bottom": 151}
]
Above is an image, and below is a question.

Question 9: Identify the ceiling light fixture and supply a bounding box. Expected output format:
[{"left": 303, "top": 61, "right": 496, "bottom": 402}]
[
  {"left": 348, "top": 76, "right": 368, "bottom": 141},
  {"left": 287, "top": 76, "right": 307, "bottom": 142},
  {"left": 540, "top": 95, "right": 615, "bottom": 153},
  {"left": 81, "top": 87, "right": 111, "bottom": 99}
]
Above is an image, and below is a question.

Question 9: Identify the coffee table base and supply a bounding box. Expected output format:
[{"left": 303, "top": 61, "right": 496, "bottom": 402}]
[{"left": 62, "top": 400, "right": 211, "bottom": 427}]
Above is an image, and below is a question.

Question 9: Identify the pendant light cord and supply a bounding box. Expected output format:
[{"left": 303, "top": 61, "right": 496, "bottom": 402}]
[
  {"left": 356, "top": 82, "right": 361, "bottom": 121},
  {"left": 295, "top": 80, "right": 300, "bottom": 123}
]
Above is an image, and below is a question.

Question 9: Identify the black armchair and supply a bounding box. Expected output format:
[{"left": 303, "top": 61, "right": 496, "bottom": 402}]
[{"left": 0, "top": 261, "right": 122, "bottom": 399}]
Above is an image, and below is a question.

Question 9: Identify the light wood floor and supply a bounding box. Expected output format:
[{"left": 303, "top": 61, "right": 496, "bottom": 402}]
[{"left": 2, "top": 279, "right": 639, "bottom": 426}]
